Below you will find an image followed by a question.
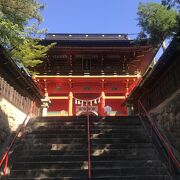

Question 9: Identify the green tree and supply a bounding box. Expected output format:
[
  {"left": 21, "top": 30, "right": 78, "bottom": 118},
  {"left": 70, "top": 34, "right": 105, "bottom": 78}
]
[
  {"left": 0, "top": 0, "right": 53, "bottom": 72},
  {"left": 162, "top": 0, "right": 180, "bottom": 9},
  {"left": 0, "top": 0, "right": 43, "bottom": 23},
  {"left": 162, "top": 0, "right": 180, "bottom": 33},
  {"left": 11, "top": 35, "right": 55, "bottom": 69},
  {"left": 0, "top": 0, "right": 43, "bottom": 47},
  {"left": 137, "top": 2, "right": 179, "bottom": 46}
]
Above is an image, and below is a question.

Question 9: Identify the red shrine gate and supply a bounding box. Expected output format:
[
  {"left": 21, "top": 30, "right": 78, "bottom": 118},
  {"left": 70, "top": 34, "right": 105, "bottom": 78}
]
[
  {"left": 33, "top": 34, "right": 155, "bottom": 116},
  {"left": 34, "top": 76, "right": 141, "bottom": 116}
]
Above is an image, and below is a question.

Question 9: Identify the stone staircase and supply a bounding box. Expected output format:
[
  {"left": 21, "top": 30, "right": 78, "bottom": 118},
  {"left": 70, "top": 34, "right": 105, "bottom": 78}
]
[
  {"left": 7, "top": 116, "right": 170, "bottom": 179},
  {"left": 90, "top": 116, "right": 170, "bottom": 179}
]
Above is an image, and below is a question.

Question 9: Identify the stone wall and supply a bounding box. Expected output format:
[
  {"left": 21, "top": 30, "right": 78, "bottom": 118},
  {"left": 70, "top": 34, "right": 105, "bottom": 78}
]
[
  {"left": 0, "top": 97, "right": 28, "bottom": 157},
  {"left": 150, "top": 89, "right": 180, "bottom": 151},
  {"left": 0, "top": 77, "right": 40, "bottom": 152},
  {"left": 0, "top": 108, "right": 10, "bottom": 146},
  {"left": 0, "top": 97, "right": 26, "bottom": 131}
]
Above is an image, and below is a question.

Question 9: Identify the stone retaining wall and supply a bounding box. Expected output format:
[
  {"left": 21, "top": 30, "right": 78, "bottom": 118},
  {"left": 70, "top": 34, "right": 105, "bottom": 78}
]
[
  {"left": 0, "top": 108, "right": 10, "bottom": 145},
  {"left": 150, "top": 89, "right": 180, "bottom": 151}
]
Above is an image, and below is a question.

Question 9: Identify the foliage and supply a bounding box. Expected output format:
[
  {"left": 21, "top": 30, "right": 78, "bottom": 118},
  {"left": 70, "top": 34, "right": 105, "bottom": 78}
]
[
  {"left": 162, "top": 0, "right": 180, "bottom": 33},
  {"left": 0, "top": 18, "right": 22, "bottom": 48},
  {"left": 0, "top": 0, "right": 43, "bottom": 24},
  {"left": 11, "top": 38, "right": 55, "bottom": 69},
  {"left": 0, "top": 0, "right": 43, "bottom": 47},
  {"left": 0, "top": 0, "right": 53, "bottom": 73},
  {"left": 137, "top": 3, "right": 179, "bottom": 46},
  {"left": 161, "top": 0, "right": 180, "bottom": 10}
]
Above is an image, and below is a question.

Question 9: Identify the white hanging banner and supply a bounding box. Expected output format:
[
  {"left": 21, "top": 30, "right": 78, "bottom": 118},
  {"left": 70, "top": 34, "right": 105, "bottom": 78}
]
[
  {"left": 75, "top": 99, "right": 77, "bottom": 104},
  {"left": 90, "top": 100, "right": 92, "bottom": 106},
  {"left": 97, "top": 98, "right": 100, "bottom": 104},
  {"left": 94, "top": 99, "right": 97, "bottom": 104},
  {"left": 73, "top": 95, "right": 102, "bottom": 106}
]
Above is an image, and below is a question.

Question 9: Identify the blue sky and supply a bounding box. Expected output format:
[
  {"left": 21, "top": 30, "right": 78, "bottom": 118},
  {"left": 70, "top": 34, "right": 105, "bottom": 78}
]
[{"left": 39, "top": 0, "right": 161, "bottom": 35}]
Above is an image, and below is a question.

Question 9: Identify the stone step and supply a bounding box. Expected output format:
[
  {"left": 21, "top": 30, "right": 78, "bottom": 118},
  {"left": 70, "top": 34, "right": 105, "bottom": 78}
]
[
  {"left": 31, "top": 121, "right": 87, "bottom": 126},
  {"left": 30, "top": 123, "right": 86, "bottom": 129},
  {"left": 34, "top": 117, "right": 86, "bottom": 123},
  {"left": 21, "top": 138, "right": 88, "bottom": 144},
  {"left": 90, "top": 176, "right": 170, "bottom": 180},
  {"left": 32, "top": 121, "right": 86, "bottom": 125},
  {"left": 22, "top": 138, "right": 147, "bottom": 146},
  {"left": 36, "top": 116, "right": 86, "bottom": 119},
  {"left": 91, "top": 116, "right": 139, "bottom": 121},
  {"left": 29, "top": 129, "right": 88, "bottom": 134},
  {"left": 91, "top": 138, "right": 151, "bottom": 143},
  {"left": 13, "top": 150, "right": 88, "bottom": 157},
  {"left": 91, "top": 160, "right": 164, "bottom": 168},
  {"left": 13, "top": 148, "right": 156, "bottom": 157},
  {"left": 77, "top": 115, "right": 139, "bottom": 119},
  {"left": 90, "top": 133, "right": 149, "bottom": 139},
  {"left": 91, "top": 154, "right": 158, "bottom": 160},
  {"left": 13, "top": 153, "right": 158, "bottom": 162},
  {"left": 34, "top": 126, "right": 88, "bottom": 131},
  {"left": 24, "top": 133, "right": 148, "bottom": 139},
  {"left": 33, "top": 120, "right": 86, "bottom": 124},
  {"left": 92, "top": 117, "right": 140, "bottom": 120},
  {"left": 27, "top": 131, "right": 146, "bottom": 138},
  {"left": 12, "top": 161, "right": 88, "bottom": 170},
  {"left": 15, "top": 147, "right": 156, "bottom": 157},
  {"left": 31, "top": 127, "right": 145, "bottom": 133},
  {"left": 12, "top": 160, "right": 164, "bottom": 170},
  {"left": 33, "top": 116, "right": 141, "bottom": 124},
  {"left": 28, "top": 129, "right": 147, "bottom": 136},
  {"left": 9, "top": 167, "right": 167, "bottom": 179},
  {"left": 91, "top": 167, "right": 168, "bottom": 176},
  {"left": 14, "top": 143, "right": 88, "bottom": 151},
  {"left": 90, "top": 148, "right": 156, "bottom": 157},
  {"left": 90, "top": 124, "right": 143, "bottom": 128},
  {"left": 8, "top": 175, "right": 171, "bottom": 180},
  {"left": 9, "top": 169, "right": 88, "bottom": 178},
  {"left": 30, "top": 124, "right": 143, "bottom": 130},
  {"left": 14, "top": 155, "right": 88, "bottom": 162},
  {"left": 91, "top": 142, "right": 153, "bottom": 149},
  {"left": 90, "top": 129, "right": 147, "bottom": 134},
  {"left": 90, "top": 126, "right": 144, "bottom": 130},
  {"left": 91, "top": 116, "right": 139, "bottom": 120},
  {"left": 17, "top": 142, "right": 153, "bottom": 150},
  {"left": 25, "top": 133, "right": 88, "bottom": 139},
  {"left": 23, "top": 136, "right": 149, "bottom": 143},
  {"left": 90, "top": 121, "right": 141, "bottom": 125}
]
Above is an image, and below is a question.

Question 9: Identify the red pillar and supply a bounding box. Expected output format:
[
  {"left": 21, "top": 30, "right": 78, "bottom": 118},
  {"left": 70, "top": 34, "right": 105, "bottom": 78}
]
[
  {"left": 100, "top": 91, "right": 105, "bottom": 116},
  {"left": 68, "top": 92, "right": 73, "bottom": 116}
]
